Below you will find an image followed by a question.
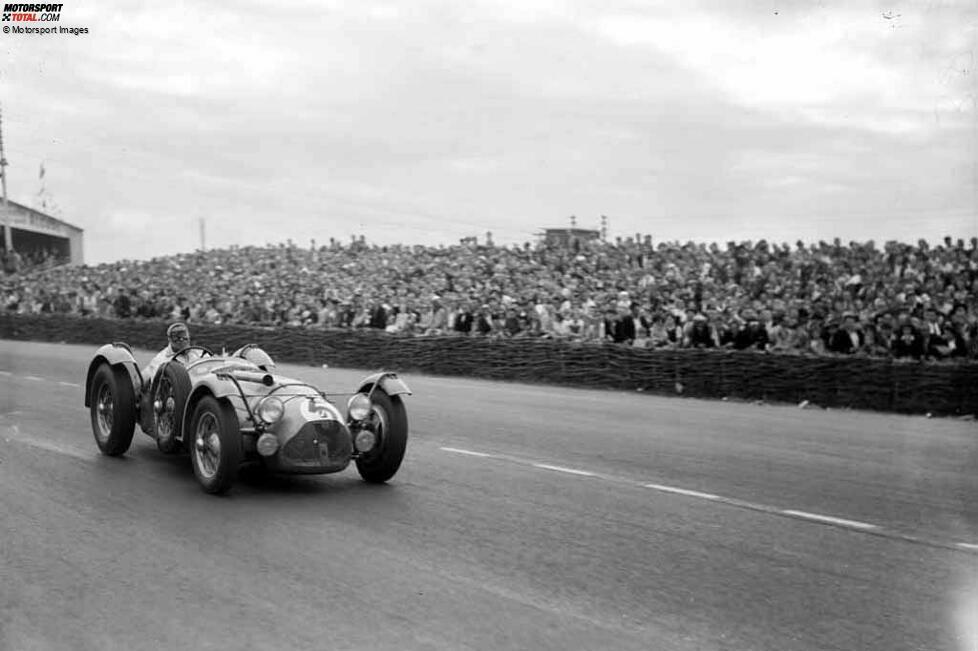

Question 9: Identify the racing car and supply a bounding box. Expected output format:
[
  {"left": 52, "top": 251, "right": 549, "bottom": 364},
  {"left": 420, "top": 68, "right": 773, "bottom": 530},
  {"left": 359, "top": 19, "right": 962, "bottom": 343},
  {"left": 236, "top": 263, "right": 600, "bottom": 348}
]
[{"left": 84, "top": 342, "right": 411, "bottom": 494}]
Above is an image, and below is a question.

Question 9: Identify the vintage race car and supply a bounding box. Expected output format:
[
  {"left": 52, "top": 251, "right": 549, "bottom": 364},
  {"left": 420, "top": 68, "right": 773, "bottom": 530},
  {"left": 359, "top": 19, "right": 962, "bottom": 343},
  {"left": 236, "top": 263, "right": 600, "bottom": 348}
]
[{"left": 83, "top": 342, "right": 411, "bottom": 494}]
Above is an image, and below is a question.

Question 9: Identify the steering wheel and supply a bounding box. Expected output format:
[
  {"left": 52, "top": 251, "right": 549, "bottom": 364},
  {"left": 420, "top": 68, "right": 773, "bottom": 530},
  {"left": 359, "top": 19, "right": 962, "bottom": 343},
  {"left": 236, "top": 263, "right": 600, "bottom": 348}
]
[{"left": 173, "top": 345, "right": 214, "bottom": 358}]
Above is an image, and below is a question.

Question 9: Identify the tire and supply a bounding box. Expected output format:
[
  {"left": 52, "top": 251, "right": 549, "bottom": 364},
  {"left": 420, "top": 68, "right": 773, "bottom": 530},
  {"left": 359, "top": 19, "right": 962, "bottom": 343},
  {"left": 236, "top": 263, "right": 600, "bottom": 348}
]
[
  {"left": 89, "top": 363, "right": 137, "bottom": 456},
  {"left": 355, "top": 391, "right": 408, "bottom": 483},
  {"left": 188, "top": 396, "right": 243, "bottom": 494},
  {"left": 153, "top": 362, "right": 192, "bottom": 454}
]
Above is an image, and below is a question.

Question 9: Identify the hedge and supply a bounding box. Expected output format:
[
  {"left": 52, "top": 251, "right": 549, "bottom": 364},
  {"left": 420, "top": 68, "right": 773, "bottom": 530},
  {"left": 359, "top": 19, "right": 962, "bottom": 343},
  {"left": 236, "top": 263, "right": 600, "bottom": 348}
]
[{"left": 2, "top": 314, "right": 975, "bottom": 416}]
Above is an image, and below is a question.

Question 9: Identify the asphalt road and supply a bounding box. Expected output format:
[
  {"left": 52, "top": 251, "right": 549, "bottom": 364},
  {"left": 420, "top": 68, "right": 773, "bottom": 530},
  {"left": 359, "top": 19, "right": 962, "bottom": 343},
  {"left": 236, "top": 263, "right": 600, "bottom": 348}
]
[{"left": 1, "top": 339, "right": 977, "bottom": 651}]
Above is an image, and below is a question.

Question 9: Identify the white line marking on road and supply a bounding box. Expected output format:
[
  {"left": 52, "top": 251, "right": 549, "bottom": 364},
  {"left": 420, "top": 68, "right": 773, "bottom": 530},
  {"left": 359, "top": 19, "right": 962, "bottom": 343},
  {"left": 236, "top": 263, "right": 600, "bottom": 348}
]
[
  {"left": 23, "top": 375, "right": 43, "bottom": 382},
  {"left": 440, "top": 446, "right": 494, "bottom": 458},
  {"left": 3, "top": 427, "right": 93, "bottom": 462},
  {"left": 57, "top": 381, "right": 81, "bottom": 388},
  {"left": 644, "top": 483, "right": 720, "bottom": 500},
  {"left": 532, "top": 463, "right": 596, "bottom": 477},
  {"left": 0, "top": 371, "right": 11, "bottom": 376},
  {"left": 16, "top": 438, "right": 93, "bottom": 461},
  {"left": 434, "top": 444, "right": 975, "bottom": 553},
  {"left": 782, "top": 510, "right": 878, "bottom": 530}
]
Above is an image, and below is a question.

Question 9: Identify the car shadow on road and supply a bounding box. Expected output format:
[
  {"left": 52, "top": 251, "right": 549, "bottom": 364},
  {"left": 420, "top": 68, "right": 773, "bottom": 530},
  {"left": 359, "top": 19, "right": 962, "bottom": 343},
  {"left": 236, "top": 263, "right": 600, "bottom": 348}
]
[
  {"left": 128, "top": 441, "right": 191, "bottom": 467},
  {"left": 125, "top": 439, "right": 403, "bottom": 500},
  {"left": 234, "top": 462, "right": 399, "bottom": 497}
]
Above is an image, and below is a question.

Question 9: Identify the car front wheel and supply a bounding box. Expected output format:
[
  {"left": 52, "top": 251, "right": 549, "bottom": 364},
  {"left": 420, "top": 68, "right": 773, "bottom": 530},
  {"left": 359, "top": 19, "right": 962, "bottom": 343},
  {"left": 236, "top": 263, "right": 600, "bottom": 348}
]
[
  {"left": 188, "top": 396, "right": 242, "bottom": 494},
  {"left": 355, "top": 391, "right": 408, "bottom": 483}
]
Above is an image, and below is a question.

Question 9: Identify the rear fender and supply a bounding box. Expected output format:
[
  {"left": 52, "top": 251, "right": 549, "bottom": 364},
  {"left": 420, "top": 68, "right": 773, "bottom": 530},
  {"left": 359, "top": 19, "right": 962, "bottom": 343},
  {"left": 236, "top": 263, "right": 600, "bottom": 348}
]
[
  {"left": 84, "top": 343, "right": 143, "bottom": 407},
  {"left": 357, "top": 372, "right": 412, "bottom": 398}
]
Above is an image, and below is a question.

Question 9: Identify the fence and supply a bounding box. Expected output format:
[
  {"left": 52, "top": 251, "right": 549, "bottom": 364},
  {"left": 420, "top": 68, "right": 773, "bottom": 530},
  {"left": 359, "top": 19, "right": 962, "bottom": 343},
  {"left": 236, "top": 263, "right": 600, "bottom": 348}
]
[{"left": 1, "top": 314, "right": 975, "bottom": 416}]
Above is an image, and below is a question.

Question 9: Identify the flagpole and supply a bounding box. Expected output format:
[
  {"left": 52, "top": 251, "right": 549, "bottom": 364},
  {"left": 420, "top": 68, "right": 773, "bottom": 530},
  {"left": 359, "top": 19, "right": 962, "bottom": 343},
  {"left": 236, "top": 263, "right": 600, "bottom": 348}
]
[{"left": 0, "top": 105, "right": 11, "bottom": 252}]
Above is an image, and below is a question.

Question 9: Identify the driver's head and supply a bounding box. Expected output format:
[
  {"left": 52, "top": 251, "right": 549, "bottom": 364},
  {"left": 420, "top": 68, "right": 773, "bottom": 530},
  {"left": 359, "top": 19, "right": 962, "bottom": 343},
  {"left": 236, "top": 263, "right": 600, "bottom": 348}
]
[{"left": 167, "top": 322, "right": 190, "bottom": 349}]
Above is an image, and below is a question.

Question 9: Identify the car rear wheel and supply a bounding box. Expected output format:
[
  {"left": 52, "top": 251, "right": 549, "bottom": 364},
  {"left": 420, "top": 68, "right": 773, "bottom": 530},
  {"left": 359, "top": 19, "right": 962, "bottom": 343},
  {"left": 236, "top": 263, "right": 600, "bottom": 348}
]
[
  {"left": 153, "top": 362, "right": 191, "bottom": 454},
  {"left": 355, "top": 391, "right": 408, "bottom": 483},
  {"left": 189, "top": 396, "right": 242, "bottom": 494},
  {"left": 89, "top": 363, "right": 136, "bottom": 456}
]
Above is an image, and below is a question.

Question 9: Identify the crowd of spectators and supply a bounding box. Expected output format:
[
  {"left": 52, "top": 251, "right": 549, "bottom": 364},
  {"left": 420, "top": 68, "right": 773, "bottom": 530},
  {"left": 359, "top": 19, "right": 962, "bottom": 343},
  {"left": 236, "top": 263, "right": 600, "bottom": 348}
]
[
  {"left": 2, "top": 234, "right": 976, "bottom": 361},
  {"left": 1, "top": 246, "right": 67, "bottom": 275}
]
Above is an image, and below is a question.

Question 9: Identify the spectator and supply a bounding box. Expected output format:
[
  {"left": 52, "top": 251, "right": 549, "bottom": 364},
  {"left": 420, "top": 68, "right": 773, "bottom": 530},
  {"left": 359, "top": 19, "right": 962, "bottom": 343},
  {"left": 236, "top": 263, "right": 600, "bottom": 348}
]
[
  {"left": 368, "top": 299, "right": 388, "bottom": 330},
  {"left": 685, "top": 314, "right": 718, "bottom": 348},
  {"left": 662, "top": 314, "right": 683, "bottom": 347},
  {"left": 868, "top": 314, "right": 895, "bottom": 356},
  {"left": 601, "top": 307, "right": 618, "bottom": 342},
  {"left": 453, "top": 300, "right": 474, "bottom": 335},
  {"left": 947, "top": 304, "right": 977, "bottom": 358},
  {"left": 420, "top": 295, "right": 448, "bottom": 335},
  {"left": 113, "top": 288, "right": 132, "bottom": 319},
  {"left": 921, "top": 306, "right": 954, "bottom": 359},
  {"left": 647, "top": 314, "right": 670, "bottom": 348},
  {"left": 564, "top": 306, "right": 584, "bottom": 338},
  {"left": 733, "top": 311, "right": 769, "bottom": 351},
  {"left": 337, "top": 300, "right": 356, "bottom": 328},
  {"left": 828, "top": 313, "right": 864, "bottom": 355},
  {"left": 549, "top": 310, "right": 571, "bottom": 338},
  {"left": 893, "top": 322, "right": 925, "bottom": 360},
  {"left": 631, "top": 303, "right": 651, "bottom": 339},
  {"left": 503, "top": 307, "right": 522, "bottom": 337},
  {"left": 475, "top": 304, "right": 494, "bottom": 336},
  {"left": 386, "top": 301, "right": 412, "bottom": 334},
  {"left": 613, "top": 304, "right": 636, "bottom": 344}
]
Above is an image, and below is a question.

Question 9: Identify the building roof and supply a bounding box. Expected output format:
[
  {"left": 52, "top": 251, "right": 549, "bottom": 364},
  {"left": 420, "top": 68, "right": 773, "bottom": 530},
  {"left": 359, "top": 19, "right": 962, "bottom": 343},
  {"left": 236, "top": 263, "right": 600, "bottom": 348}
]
[{"left": 0, "top": 199, "right": 83, "bottom": 237}]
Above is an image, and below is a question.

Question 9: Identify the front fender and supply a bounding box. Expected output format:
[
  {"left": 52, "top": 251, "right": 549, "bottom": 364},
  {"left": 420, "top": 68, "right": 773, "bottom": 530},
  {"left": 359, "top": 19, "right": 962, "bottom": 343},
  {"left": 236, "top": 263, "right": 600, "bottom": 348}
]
[
  {"left": 84, "top": 343, "right": 143, "bottom": 407},
  {"left": 180, "top": 375, "right": 249, "bottom": 441},
  {"left": 358, "top": 371, "right": 412, "bottom": 397}
]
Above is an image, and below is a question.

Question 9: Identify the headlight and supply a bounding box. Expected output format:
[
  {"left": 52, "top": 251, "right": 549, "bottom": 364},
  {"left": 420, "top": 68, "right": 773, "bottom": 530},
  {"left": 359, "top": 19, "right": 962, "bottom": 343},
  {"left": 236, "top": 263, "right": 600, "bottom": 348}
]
[
  {"left": 354, "top": 429, "right": 376, "bottom": 453},
  {"left": 347, "top": 393, "right": 372, "bottom": 421},
  {"left": 256, "top": 432, "right": 279, "bottom": 456},
  {"left": 256, "top": 396, "right": 284, "bottom": 424}
]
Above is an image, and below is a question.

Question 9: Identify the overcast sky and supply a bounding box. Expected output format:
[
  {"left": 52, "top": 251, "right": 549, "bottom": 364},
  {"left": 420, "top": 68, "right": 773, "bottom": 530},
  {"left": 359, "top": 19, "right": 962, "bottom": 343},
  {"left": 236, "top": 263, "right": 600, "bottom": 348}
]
[{"left": 1, "top": 0, "right": 975, "bottom": 264}]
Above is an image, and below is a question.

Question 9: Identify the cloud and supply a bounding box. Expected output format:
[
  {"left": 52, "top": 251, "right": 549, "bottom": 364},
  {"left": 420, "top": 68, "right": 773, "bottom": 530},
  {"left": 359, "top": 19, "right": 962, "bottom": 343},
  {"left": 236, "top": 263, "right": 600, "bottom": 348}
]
[
  {"left": 593, "top": 2, "right": 975, "bottom": 133},
  {"left": 0, "top": 0, "right": 973, "bottom": 263}
]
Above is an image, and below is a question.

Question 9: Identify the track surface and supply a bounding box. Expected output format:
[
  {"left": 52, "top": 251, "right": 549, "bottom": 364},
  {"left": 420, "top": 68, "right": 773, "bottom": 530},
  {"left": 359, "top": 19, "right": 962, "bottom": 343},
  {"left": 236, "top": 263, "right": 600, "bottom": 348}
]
[{"left": 1, "top": 340, "right": 977, "bottom": 650}]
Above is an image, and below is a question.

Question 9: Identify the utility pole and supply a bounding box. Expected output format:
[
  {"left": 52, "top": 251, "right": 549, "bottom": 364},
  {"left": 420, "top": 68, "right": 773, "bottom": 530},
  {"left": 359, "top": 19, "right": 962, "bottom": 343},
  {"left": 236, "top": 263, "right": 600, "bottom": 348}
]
[
  {"left": 0, "top": 106, "right": 10, "bottom": 252},
  {"left": 199, "top": 217, "right": 205, "bottom": 251}
]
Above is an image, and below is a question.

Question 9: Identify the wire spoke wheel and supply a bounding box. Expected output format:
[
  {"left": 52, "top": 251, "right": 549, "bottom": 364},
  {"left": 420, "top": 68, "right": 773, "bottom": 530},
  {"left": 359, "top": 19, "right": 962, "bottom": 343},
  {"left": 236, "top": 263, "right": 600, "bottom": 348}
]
[
  {"left": 188, "top": 395, "right": 242, "bottom": 494},
  {"left": 156, "top": 377, "right": 173, "bottom": 439},
  {"left": 366, "top": 402, "right": 389, "bottom": 457},
  {"left": 154, "top": 362, "right": 191, "bottom": 454},
  {"left": 95, "top": 383, "right": 114, "bottom": 442},
  {"left": 88, "top": 363, "right": 136, "bottom": 457},
  {"left": 193, "top": 412, "right": 221, "bottom": 479},
  {"left": 355, "top": 391, "right": 408, "bottom": 484}
]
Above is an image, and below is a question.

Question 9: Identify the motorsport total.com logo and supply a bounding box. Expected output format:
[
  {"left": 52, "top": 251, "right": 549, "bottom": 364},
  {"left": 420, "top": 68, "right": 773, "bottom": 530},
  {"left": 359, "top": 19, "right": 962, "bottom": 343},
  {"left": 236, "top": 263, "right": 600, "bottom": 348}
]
[{"left": 2, "top": 3, "right": 63, "bottom": 21}]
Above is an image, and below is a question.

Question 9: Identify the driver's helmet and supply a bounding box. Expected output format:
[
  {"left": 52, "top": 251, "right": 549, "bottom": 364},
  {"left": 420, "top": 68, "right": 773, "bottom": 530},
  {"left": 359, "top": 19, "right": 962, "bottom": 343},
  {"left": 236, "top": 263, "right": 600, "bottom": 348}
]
[{"left": 234, "top": 344, "right": 275, "bottom": 371}]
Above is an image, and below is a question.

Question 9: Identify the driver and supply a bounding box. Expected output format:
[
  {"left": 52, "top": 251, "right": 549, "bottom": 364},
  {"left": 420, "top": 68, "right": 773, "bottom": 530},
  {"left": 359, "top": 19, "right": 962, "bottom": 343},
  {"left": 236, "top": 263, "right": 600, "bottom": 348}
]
[{"left": 142, "top": 322, "right": 203, "bottom": 382}]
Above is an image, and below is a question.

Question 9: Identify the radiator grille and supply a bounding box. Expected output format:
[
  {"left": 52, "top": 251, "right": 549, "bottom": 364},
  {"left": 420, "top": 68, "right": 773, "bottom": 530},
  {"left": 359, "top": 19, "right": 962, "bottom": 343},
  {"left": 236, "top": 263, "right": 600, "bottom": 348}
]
[{"left": 281, "top": 420, "right": 352, "bottom": 467}]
